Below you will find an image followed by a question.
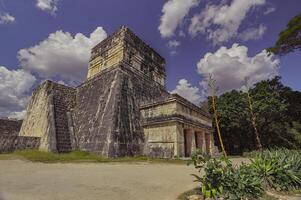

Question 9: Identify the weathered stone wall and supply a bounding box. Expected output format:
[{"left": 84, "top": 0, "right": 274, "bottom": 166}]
[
  {"left": 144, "top": 122, "right": 178, "bottom": 158},
  {"left": 174, "top": 97, "right": 212, "bottom": 127},
  {"left": 140, "top": 102, "right": 177, "bottom": 118},
  {"left": 19, "top": 80, "right": 76, "bottom": 152},
  {"left": 73, "top": 64, "right": 170, "bottom": 157},
  {"left": 52, "top": 83, "right": 76, "bottom": 152},
  {"left": 140, "top": 95, "right": 212, "bottom": 158},
  {"left": 88, "top": 32, "right": 124, "bottom": 79},
  {"left": 19, "top": 81, "right": 56, "bottom": 150},
  {"left": 0, "top": 136, "right": 40, "bottom": 153},
  {"left": 140, "top": 99, "right": 212, "bottom": 128},
  {"left": 123, "top": 28, "right": 166, "bottom": 86},
  {"left": 88, "top": 26, "right": 166, "bottom": 86},
  {"left": 0, "top": 118, "right": 22, "bottom": 136}
]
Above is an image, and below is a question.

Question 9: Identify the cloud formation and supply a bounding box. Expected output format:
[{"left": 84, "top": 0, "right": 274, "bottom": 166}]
[
  {"left": 239, "top": 24, "right": 267, "bottom": 41},
  {"left": 0, "top": 12, "right": 15, "bottom": 24},
  {"left": 197, "top": 43, "right": 279, "bottom": 95},
  {"left": 36, "top": 0, "right": 59, "bottom": 14},
  {"left": 159, "top": 0, "right": 200, "bottom": 38},
  {"left": 189, "top": 0, "right": 266, "bottom": 44},
  {"left": 264, "top": 7, "right": 276, "bottom": 15},
  {"left": 167, "top": 40, "right": 181, "bottom": 48},
  {"left": 0, "top": 66, "right": 36, "bottom": 119},
  {"left": 18, "top": 27, "right": 107, "bottom": 85},
  {"left": 171, "top": 79, "right": 202, "bottom": 105}
]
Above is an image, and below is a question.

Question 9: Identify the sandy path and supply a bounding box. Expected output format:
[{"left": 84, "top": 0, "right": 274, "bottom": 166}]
[
  {"left": 0, "top": 158, "right": 248, "bottom": 200},
  {"left": 0, "top": 160, "right": 197, "bottom": 200}
]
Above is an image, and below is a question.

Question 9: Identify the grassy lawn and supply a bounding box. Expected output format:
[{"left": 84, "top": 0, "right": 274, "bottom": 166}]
[{"left": 0, "top": 150, "right": 187, "bottom": 164}]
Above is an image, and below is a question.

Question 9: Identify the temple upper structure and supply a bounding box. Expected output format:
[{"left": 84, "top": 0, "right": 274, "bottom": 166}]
[{"left": 87, "top": 26, "right": 166, "bottom": 86}]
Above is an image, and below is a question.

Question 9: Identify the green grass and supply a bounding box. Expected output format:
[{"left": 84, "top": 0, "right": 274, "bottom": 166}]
[{"left": 0, "top": 150, "right": 187, "bottom": 164}]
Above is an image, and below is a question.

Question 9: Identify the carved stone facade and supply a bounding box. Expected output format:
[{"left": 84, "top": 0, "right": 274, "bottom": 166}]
[
  {"left": 140, "top": 94, "right": 213, "bottom": 158},
  {"left": 88, "top": 27, "right": 165, "bottom": 86},
  {"left": 1, "top": 26, "right": 215, "bottom": 158}
]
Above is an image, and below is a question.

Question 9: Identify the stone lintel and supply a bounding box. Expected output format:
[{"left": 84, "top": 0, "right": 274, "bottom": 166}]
[
  {"left": 142, "top": 114, "right": 212, "bottom": 131},
  {"left": 140, "top": 94, "right": 211, "bottom": 119}
]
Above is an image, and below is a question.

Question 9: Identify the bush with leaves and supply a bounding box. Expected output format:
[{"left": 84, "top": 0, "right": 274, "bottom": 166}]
[
  {"left": 189, "top": 152, "right": 226, "bottom": 198},
  {"left": 223, "top": 163, "right": 263, "bottom": 199},
  {"left": 248, "top": 148, "right": 301, "bottom": 191},
  {"left": 189, "top": 150, "right": 263, "bottom": 200}
]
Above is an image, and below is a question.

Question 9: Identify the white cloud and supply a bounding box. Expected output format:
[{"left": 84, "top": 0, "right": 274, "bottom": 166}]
[
  {"left": 239, "top": 24, "right": 267, "bottom": 41},
  {"left": 170, "top": 50, "right": 178, "bottom": 56},
  {"left": 179, "top": 30, "right": 186, "bottom": 37},
  {"left": 8, "top": 110, "right": 27, "bottom": 120},
  {"left": 18, "top": 27, "right": 107, "bottom": 85},
  {"left": 188, "top": 0, "right": 266, "bottom": 44},
  {"left": 197, "top": 43, "right": 279, "bottom": 95},
  {"left": 159, "top": 0, "right": 200, "bottom": 38},
  {"left": 264, "top": 7, "right": 276, "bottom": 15},
  {"left": 36, "top": 0, "right": 59, "bottom": 14},
  {"left": 167, "top": 40, "right": 181, "bottom": 48},
  {"left": 171, "top": 79, "right": 202, "bottom": 105},
  {"left": 0, "top": 12, "right": 15, "bottom": 24},
  {"left": 0, "top": 66, "right": 36, "bottom": 119}
]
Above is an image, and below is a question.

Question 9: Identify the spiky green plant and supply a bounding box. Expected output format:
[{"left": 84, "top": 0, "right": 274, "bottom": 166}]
[{"left": 250, "top": 148, "right": 301, "bottom": 191}]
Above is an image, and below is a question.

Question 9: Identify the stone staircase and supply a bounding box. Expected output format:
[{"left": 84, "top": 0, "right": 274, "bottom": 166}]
[{"left": 53, "top": 93, "right": 72, "bottom": 153}]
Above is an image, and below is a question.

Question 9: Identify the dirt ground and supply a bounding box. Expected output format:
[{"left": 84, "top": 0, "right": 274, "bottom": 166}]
[
  {"left": 0, "top": 158, "right": 249, "bottom": 200},
  {"left": 0, "top": 160, "right": 197, "bottom": 200}
]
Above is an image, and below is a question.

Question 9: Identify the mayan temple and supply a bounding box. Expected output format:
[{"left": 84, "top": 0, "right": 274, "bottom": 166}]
[{"left": 2, "top": 26, "right": 215, "bottom": 158}]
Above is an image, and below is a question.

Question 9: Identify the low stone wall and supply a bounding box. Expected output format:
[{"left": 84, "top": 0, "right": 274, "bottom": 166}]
[
  {"left": 0, "top": 118, "right": 23, "bottom": 136},
  {"left": 0, "top": 136, "right": 40, "bottom": 153}
]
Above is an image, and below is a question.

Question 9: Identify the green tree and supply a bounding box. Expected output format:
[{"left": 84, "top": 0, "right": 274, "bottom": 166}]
[
  {"left": 244, "top": 78, "right": 262, "bottom": 150},
  {"left": 249, "top": 77, "right": 292, "bottom": 148},
  {"left": 210, "top": 77, "right": 301, "bottom": 154},
  {"left": 267, "top": 13, "right": 301, "bottom": 55},
  {"left": 214, "top": 90, "right": 254, "bottom": 154}
]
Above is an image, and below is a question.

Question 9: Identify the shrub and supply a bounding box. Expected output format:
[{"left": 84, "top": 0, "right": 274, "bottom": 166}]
[
  {"left": 191, "top": 149, "right": 301, "bottom": 199},
  {"left": 189, "top": 150, "right": 263, "bottom": 200},
  {"left": 222, "top": 163, "right": 263, "bottom": 199},
  {"left": 249, "top": 148, "right": 301, "bottom": 191}
]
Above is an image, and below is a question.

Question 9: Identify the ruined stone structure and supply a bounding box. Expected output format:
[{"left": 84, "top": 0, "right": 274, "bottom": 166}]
[
  {"left": 0, "top": 118, "right": 40, "bottom": 153},
  {"left": 2, "top": 27, "right": 215, "bottom": 158},
  {"left": 0, "top": 118, "right": 22, "bottom": 136}
]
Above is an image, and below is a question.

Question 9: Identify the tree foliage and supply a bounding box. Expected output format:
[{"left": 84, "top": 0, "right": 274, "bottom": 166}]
[
  {"left": 267, "top": 13, "right": 301, "bottom": 55},
  {"left": 208, "top": 76, "right": 301, "bottom": 154}
]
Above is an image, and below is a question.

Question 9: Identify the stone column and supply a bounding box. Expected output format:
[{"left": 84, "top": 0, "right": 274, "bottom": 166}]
[
  {"left": 209, "top": 132, "right": 215, "bottom": 155},
  {"left": 191, "top": 129, "right": 197, "bottom": 155},
  {"left": 176, "top": 124, "right": 185, "bottom": 157},
  {"left": 205, "top": 132, "right": 212, "bottom": 154},
  {"left": 201, "top": 131, "right": 206, "bottom": 153}
]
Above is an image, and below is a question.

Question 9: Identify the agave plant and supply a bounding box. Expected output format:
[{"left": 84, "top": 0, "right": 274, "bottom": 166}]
[{"left": 250, "top": 148, "right": 301, "bottom": 191}]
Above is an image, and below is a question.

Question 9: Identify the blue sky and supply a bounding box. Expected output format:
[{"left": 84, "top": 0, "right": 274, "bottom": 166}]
[{"left": 0, "top": 0, "right": 300, "bottom": 118}]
